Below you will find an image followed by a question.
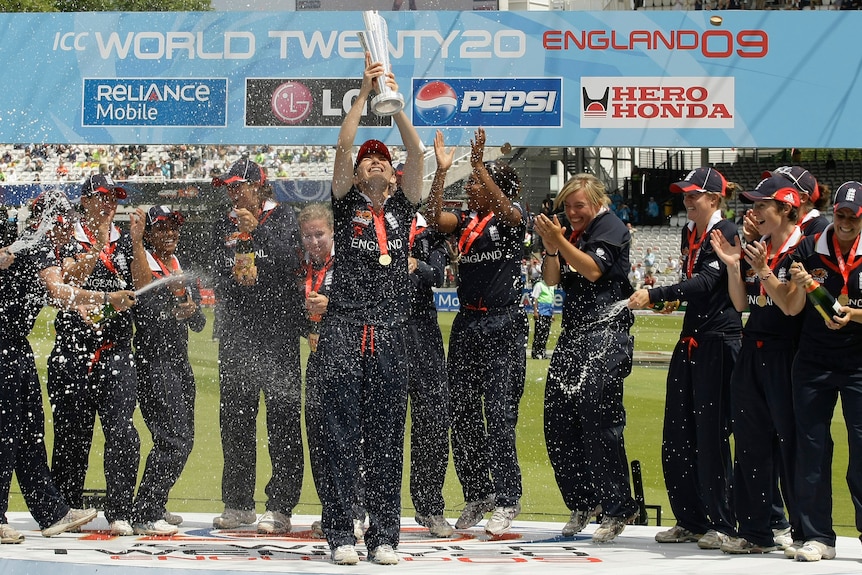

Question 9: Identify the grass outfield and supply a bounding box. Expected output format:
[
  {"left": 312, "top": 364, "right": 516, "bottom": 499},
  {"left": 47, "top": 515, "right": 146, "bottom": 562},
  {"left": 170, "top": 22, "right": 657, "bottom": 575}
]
[{"left": 19, "top": 308, "right": 855, "bottom": 535}]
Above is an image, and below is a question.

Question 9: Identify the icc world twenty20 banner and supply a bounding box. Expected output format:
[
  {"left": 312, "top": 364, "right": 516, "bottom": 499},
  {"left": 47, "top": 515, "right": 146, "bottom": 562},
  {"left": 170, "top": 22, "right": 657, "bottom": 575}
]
[{"left": 0, "top": 10, "right": 858, "bottom": 148}]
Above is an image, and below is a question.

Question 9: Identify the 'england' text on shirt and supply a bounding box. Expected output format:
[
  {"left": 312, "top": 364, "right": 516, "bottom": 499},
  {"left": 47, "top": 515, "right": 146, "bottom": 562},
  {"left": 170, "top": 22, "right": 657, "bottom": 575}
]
[
  {"left": 461, "top": 249, "right": 504, "bottom": 264},
  {"left": 350, "top": 236, "right": 404, "bottom": 253}
]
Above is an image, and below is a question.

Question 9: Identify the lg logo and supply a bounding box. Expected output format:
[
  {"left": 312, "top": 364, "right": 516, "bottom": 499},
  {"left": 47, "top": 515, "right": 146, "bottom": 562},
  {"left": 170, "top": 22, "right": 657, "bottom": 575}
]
[{"left": 271, "top": 82, "right": 313, "bottom": 125}]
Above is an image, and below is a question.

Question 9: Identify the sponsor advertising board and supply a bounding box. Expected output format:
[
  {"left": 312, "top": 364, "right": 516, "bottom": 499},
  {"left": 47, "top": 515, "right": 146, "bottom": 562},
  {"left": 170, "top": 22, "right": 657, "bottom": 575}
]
[{"left": 0, "top": 11, "right": 859, "bottom": 146}]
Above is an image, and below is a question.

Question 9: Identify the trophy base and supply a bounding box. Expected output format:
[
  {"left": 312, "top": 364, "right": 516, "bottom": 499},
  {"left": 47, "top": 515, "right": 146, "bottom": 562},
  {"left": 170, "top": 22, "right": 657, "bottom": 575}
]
[{"left": 371, "top": 92, "right": 405, "bottom": 116}]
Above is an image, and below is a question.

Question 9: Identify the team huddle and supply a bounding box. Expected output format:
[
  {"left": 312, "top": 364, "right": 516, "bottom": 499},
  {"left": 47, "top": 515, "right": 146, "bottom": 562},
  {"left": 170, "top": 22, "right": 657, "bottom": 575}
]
[{"left": 1, "top": 52, "right": 862, "bottom": 567}]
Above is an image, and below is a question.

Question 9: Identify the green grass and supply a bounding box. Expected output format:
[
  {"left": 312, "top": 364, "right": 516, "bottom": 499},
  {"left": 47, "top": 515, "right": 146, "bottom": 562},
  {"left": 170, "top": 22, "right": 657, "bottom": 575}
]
[{"left": 16, "top": 309, "right": 856, "bottom": 536}]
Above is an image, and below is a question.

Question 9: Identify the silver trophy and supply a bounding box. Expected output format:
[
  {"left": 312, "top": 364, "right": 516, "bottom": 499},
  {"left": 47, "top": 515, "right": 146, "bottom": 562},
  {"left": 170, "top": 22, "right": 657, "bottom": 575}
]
[{"left": 357, "top": 10, "right": 404, "bottom": 117}]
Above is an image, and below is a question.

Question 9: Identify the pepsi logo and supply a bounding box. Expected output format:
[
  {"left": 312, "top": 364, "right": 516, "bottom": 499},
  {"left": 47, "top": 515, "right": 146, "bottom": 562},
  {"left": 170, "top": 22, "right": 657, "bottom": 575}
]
[
  {"left": 415, "top": 81, "right": 458, "bottom": 126},
  {"left": 271, "top": 81, "right": 312, "bottom": 124}
]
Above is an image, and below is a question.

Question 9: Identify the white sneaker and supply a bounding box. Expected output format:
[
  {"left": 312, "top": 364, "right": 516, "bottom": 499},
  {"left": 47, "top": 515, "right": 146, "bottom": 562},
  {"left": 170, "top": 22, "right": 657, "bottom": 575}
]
[
  {"left": 331, "top": 544, "right": 359, "bottom": 565},
  {"left": 456, "top": 495, "right": 495, "bottom": 529},
  {"left": 415, "top": 513, "right": 455, "bottom": 537},
  {"left": 258, "top": 510, "right": 291, "bottom": 534},
  {"left": 697, "top": 529, "right": 731, "bottom": 549},
  {"left": 772, "top": 526, "right": 792, "bottom": 549},
  {"left": 368, "top": 544, "right": 399, "bottom": 565},
  {"left": 485, "top": 504, "right": 521, "bottom": 536},
  {"left": 784, "top": 539, "right": 805, "bottom": 559},
  {"left": 212, "top": 508, "right": 256, "bottom": 529},
  {"left": 0, "top": 524, "right": 24, "bottom": 544},
  {"left": 163, "top": 511, "right": 183, "bottom": 526},
  {"left": 133, "top": 519, "right": 179, "bottom": 536},
  {"left": 795, "top": 540, "right": 836, "bottom": 562},
  {"left": 42, "top": 508, "right": 98, "bottom": 537},
  {"left": 110, "top": 519, "right": 134, "bottom": 536}
]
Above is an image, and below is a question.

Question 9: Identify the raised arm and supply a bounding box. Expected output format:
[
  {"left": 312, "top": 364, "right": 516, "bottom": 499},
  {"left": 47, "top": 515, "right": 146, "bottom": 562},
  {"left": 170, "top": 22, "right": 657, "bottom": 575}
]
[
  {"left": 709, "top": 228, "right": 747, "bottom": 312},
  {"left": 332, "top": 53, "right": 380, "bottom": 200},
  {"left": 393, "top": 99, "right": 425, "bottom": 205},
  {"left": 471, "top": 128, "right": 521, "bottom": 227},
  {"left": 425, "top": 129, "right": 459, "bottom": 234},
  {"left": 129, "top": 207, "right": 151, "bottom": 291}
]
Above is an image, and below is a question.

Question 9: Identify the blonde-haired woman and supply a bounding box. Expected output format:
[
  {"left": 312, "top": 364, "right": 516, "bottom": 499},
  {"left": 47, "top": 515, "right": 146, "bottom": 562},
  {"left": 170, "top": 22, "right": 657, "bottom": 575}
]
[{"left": 533, "top": 173, "right": 639, "bottom": 543}]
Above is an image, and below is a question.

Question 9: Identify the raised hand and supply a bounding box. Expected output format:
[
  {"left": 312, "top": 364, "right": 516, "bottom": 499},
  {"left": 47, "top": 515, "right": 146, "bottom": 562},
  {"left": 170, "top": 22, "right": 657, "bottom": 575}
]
[
  {"left": 470, "top": 127, "right": 486, "bottom": 167},
  {"left": 434, "top": 130, "right": 454, "bottom": 173},
  {"left": 709, "top": 228, "right": 740, "bottom": 267}
]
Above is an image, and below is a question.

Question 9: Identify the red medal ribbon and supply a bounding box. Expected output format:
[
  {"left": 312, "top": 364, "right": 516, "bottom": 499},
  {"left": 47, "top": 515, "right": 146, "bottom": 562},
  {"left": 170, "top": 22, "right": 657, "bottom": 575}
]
[
  {"left": 372, "top": 209, "right": 390, "bottom": 260},
  {"left": 305, "top": 256, "right": 332, "bottom": 322},
  {"left": 258, "top": 207, "right": 274, "bottom": 227},
  {"left": 685, "top": 227, "right": 710, "bottom": 279},
  {"left": 819, "top": 230, "right": 862, "bottom": 299},
  {"left": 408, "top": 218, "right": 421, "bottom": 252},
  {"left": 151, "top": 251, "right": 185, "bottom": 297},
  {"left": 759, "top": 229, "right": 799, "bottom": 297},
  {"left": 458, "top": 212, "right": 494, "bottom": 255},
  {"left": 150, "top": 252, "right": 181, "bottom": 280},
  {"left": 81, "top": 224, "right": 118, "bottom": 275}
]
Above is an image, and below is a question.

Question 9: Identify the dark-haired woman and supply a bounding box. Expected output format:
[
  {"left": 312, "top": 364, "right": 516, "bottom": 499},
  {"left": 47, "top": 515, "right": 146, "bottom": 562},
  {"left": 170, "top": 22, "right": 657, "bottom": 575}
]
[
  {"left": 426, "top": 127, "right": 528, "bottom": 536},
  {"left": 208, "top": 158, "right": 305, "bottom": 535},
  {"left": 629, "top": 167, "right": 742, "bottom": 550},
  {"left": 710, "top": 176, "right": 805, "bottom": 554},
  {"left": 739, "top": 165, "right": 828, "bottom": 547},
  {"left": 130, "top": 206, "right": 206, "bottom": 536},
  {"left": 785, "top": 181, "right": 862, "bottom": 562}
]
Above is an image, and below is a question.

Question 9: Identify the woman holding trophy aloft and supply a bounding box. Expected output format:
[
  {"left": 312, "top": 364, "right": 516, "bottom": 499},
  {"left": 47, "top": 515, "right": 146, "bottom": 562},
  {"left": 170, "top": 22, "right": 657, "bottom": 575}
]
[{"left": 316, "top": 17, "right": 425, "bottom": 564}]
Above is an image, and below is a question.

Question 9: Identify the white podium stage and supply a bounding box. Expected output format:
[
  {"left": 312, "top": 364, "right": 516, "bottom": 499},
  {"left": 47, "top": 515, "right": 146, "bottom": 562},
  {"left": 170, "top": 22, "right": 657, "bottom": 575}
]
[{"left": 0, "top": 513, "right": 859, "bottom": 575}]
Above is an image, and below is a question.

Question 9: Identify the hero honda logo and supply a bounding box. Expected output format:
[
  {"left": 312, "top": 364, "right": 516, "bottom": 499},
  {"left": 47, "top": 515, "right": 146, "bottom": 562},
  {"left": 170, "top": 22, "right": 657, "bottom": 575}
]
[
  {"left": 82, "top": 78, "right": 227, "bottom": 127},
  {"left": 580, "top": 77, "right": 734, "bottom": 129},
  {"left": 413, "top": 78, "right": 562, "bottom": 127}
]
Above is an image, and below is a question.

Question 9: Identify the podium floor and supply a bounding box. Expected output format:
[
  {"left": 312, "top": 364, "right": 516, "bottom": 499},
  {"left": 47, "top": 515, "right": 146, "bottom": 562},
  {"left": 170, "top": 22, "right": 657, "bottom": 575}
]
[{"left": 1, "top": 513, "right": 860, "bottom": 575}]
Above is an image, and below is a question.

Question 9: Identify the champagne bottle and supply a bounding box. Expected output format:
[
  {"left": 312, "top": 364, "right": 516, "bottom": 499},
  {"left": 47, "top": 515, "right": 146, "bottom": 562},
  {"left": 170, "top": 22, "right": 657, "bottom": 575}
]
[
  {"left": 804, "top": 280, "right": 845, "bottom": 323},
  {"left": 233, "top": 232, "right": 257, "bottom": 282},
  {"left": 170, "top": 281, "right": 188, "bottom": 319},
  {"left": 235, "top": 232, "right": 255, "bottom": 270},
  {"left": 649, "top": 299, "right": 680, "bottom": 312},
  {"left": 308, "top": 323, "right": 320, "bottom": 353},
  {"left": 88, "top": 296, "right": 118, "bottom": 325}
]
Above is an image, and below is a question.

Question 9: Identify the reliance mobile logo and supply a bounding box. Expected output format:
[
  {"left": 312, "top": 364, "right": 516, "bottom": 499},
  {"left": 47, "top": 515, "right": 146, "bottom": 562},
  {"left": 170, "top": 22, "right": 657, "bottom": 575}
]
[
  {"left": 412, "top": 78, "right": 562, "bottom": 128},
  {"left": 82, "top": 78, "right": 227, "bottom": 127},
  {"left": 580, "top": 77, "right": 734, "bottom": 129}
]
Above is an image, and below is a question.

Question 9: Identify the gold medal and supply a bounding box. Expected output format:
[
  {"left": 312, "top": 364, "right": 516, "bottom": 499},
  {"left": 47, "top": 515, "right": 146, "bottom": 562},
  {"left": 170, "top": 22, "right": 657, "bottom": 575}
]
[
  {"left": 756, "top": 295, "right": 767, "bottom": 307},
  {"left": 838, "top": 293, "right": 850, "bottom": 306},
  {"left": 379, "top": 254, "right": 392, "bottom": 266}
]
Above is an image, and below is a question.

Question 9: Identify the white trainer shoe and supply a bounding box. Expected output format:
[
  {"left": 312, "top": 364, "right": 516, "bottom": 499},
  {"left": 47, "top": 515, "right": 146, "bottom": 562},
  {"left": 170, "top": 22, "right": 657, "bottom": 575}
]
[
  {"left": 331, "top": 544, "right": 359, "bottom": 565},
  {"left": 368, "top": 544, "right": 399, "bottom": 565}
]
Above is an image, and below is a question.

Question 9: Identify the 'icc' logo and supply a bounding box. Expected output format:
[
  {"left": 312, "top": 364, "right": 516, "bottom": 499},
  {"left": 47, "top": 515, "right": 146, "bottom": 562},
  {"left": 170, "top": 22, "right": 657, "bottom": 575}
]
[{"left": 415, "top": 81, "right": 458, "bottom": 125}]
